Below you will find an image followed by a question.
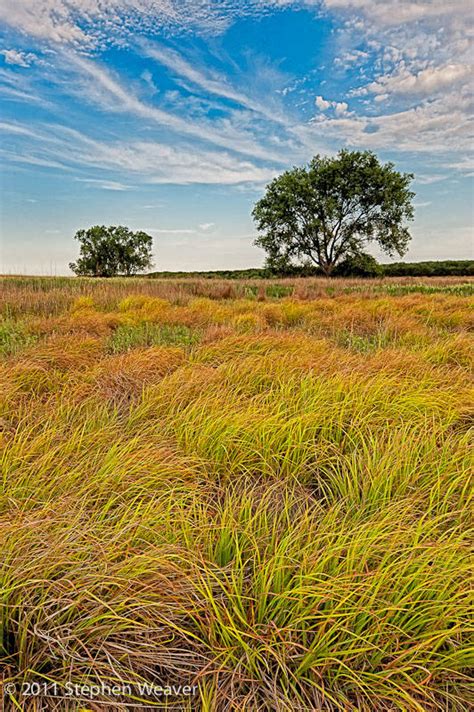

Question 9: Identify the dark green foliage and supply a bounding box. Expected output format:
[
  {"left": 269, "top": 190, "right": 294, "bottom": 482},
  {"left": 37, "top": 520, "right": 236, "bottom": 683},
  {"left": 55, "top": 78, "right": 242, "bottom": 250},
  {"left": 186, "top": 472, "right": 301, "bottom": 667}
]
[
  {"left": 253, "top": 150, "right": 415, "bottom": 275},
  {"left": 70, "top": 225, "right": 153, "bottom": 277},
  {"left": 146, "top": 260, "right": 474, "bottom": 280},
  {"left": 334, "top": 252, "right": 383, "bottom": 278},
  {"left": 383, "top": 260, "right": 474, "bottom": 277},
  {"left": 147, "top": 268, "right": 273, "bottom": 280}
]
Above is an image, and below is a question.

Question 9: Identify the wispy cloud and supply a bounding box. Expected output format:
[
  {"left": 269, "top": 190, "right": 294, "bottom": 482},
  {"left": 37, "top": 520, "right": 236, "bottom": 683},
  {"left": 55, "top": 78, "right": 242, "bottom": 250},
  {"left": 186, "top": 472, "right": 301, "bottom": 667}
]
[
  {"left": 0, "top": 119, "right": 278, "bottom": 185},
  {"left": 147, "top": 228, "right": 196, "bottom": 234},
  {"left": 141, "top": 41, "right": 290, "bottom": 126},
  {"left": 143, "top": 43, "right": 253, "bottom": 107},
  {"left": 413, "top": 201, "right": 432, "bottom": 209},
  {"left": 75, "top": 178, "right": 131, "bottom": 191},
  {"left": 66, "top": 54, "right": 287, "bottom": 163},
  {"left": 445, "top": 156, "right": 474, "bottom": 175},
  {"left": 1, "top": 49, "right": 37, "bottom": 67},
  {"left": 0, "top": 68, "right": 53, "bottom": 107},
  {"left": 140, "top": 69, "right": 159, "bottom": 95},
  {"left": 415, "top": 174, "right": 447, "bottom": 185}
]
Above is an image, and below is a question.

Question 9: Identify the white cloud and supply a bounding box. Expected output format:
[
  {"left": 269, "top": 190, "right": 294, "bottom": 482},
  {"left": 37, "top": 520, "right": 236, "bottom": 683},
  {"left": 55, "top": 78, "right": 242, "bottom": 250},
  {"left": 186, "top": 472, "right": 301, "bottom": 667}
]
[
  {"left": 334, "top": 101, "right": 348, "bottom": 116},
  {"left": 307, "top": 89, "right": 473, "bottom": 155},
  {"left": 0, "top": 148, "right": 68, "bottom": 170},
  {"left": 363, "top": 63, "right": 471, "bottom": 98},
  {"left": 334, "top": 49, "right": 369, "bottom": 69},
  {"left": 1, "top": 49, "right": 37, "bottom": 67},
  {"left": 0, "top": 0, "right": 90, "bottom": 44},
  {"left": 199, "top": 222, "right": 215, "bottom": 231},
  {"left": 315, "top": 95, "right": 349, "bottom": 115},
  {"left": 315, "top": 95, "right": 331, "bottom": 111}
]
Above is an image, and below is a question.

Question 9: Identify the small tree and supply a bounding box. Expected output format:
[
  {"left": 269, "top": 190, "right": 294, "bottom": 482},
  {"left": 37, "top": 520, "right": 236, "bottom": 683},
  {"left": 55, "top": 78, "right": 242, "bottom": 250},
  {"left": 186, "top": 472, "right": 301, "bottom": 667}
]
[
  {"left": 69, "top": 225, "right": 153, "bottom": 277},
  {"left": 253, "top": 150, "right": 414, "bottom": 276}
]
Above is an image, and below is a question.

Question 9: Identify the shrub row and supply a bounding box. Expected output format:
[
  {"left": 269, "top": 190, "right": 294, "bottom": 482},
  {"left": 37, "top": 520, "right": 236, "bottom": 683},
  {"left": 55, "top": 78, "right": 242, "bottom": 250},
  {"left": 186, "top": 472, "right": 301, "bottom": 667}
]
[
  {"left": 382, "top": 260, "right": 474, "bottom": 277},
  {"left": 147, "top": 260, "right": 474, "bottom": 279}
]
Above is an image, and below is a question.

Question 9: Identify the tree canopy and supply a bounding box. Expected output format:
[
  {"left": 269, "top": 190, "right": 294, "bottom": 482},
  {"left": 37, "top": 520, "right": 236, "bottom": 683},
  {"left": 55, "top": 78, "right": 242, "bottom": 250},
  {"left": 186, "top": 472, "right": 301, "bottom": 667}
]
[
  {"left": 69, "top": 225, "right": 153, "bottom": 277},
  {"left": 253, "top": 150, "right": 415, "bottom": 275}
]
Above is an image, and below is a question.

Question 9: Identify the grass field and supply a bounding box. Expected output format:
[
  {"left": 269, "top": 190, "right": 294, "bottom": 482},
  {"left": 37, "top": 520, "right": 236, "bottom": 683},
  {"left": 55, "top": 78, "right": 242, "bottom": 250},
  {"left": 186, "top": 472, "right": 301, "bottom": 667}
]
[{"left": 0, "top": 275, "right": 473, "bottom": 711}]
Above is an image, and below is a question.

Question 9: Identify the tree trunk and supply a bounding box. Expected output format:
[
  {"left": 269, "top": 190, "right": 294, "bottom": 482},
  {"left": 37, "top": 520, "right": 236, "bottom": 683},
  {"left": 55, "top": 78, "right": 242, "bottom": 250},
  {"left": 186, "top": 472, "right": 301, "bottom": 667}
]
[{"left": 321, "top": 261, "right": 335, "bottom": 276}]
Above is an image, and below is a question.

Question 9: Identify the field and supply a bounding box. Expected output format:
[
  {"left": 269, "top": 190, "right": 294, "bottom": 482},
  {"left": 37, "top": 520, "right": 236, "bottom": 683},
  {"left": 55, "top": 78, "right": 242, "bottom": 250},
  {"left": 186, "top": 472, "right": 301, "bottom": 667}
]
[{"left": 0, "top": 275, "right": 473, "bottom": 711}]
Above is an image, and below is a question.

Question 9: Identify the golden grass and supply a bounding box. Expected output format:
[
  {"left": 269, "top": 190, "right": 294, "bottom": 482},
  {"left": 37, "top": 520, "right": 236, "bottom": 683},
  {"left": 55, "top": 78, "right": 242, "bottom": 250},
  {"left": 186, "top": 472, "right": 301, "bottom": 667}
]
[{"left": 0, "top": 276, "right": 473, "bottom": 710}]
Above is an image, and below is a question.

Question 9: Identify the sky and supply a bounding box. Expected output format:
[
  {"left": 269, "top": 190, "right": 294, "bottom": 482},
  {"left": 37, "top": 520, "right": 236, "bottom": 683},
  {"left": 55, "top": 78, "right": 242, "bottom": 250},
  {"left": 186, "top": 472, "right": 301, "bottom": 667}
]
[{"left": 0, "top": 0, "right": 473, "bottom": 274}]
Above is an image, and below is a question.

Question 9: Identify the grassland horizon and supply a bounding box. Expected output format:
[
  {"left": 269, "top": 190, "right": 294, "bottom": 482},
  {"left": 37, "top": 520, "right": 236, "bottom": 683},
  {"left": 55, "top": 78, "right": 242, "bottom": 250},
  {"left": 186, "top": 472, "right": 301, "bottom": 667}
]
[{"left": 0, "top": 274, "right": 472, "bottom": 711}]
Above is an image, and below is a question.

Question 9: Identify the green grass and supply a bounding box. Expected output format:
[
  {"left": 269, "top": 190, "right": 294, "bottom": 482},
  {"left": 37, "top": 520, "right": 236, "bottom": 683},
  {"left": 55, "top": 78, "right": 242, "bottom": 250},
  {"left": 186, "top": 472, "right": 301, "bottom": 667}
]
[
  {"left": 107, "top": 322, "right": 201, "bottom": 353},
  {"left": 265, "top": 284, "right": 294, "bottom": 298},
  {"left": 242, "top": 284, "right": 294, "bottom": 299},
  {"left": 334, "top": 327, "right": 394, "bottom": 352},
  {"left": 0, "top": 319, "right": 37, "bottom": 357},
  {"left": 379, "top": 283, "right": 474, "bottom": 296}
]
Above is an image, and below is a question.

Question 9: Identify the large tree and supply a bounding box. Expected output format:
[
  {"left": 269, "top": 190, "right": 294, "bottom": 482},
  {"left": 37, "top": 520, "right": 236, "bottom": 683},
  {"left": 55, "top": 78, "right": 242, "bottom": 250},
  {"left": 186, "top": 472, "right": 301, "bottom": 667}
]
[
  {"left": 253, "top": 150, "right": 415, "bottom": 276},
  {"left": 69, "top": 225, "right": 153, "bottom": 277}
]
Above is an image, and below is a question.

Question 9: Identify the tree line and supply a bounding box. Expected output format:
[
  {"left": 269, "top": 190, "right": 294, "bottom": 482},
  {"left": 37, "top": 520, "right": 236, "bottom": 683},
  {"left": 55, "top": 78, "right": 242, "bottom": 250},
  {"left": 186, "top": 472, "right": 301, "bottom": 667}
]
[{"left": 146, "top": 261, "right": 474, "bottom": 279}]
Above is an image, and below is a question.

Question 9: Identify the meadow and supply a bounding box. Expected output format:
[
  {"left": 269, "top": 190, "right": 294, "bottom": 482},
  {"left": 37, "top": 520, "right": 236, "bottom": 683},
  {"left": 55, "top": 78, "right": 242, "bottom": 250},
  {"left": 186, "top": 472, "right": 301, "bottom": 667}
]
[{"left": 0, "top": 275, "right": 473, "bottom": 711}]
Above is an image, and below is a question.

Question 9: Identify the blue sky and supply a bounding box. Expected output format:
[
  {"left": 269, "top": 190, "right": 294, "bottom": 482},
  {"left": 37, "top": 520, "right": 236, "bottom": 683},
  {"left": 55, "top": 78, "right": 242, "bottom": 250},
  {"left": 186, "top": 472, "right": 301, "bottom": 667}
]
[{"left": 0, "top": 0, "right": 472, "bottom": 274}]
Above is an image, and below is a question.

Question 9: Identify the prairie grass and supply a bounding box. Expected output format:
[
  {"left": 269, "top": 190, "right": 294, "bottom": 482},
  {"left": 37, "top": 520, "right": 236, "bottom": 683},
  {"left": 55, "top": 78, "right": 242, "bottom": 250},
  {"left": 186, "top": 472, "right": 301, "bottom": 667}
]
[
  {"left": 0, "top": 276, "right": 472, "bottom": 711},
  {"left": 0, "top": 319, "right": 37, "bottom": 357},
  {"left": 107, "top": 323, "right": 201, "bottom": 353}
]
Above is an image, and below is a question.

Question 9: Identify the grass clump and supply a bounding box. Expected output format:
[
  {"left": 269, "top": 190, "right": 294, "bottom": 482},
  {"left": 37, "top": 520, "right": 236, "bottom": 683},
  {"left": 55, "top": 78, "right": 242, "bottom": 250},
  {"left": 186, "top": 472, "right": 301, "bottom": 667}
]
[
  {"left": 380, "top": 282, "right": 474, "bottom": 296},
  {"left": 266, "top": 283, "right": 294, "bottom": 298},
  {"left": 335, "top": 327, "right": 394, "bottom": 352},
  {"left": 0, "top": 318, "right": 37, "bottom": 357},
  {"left": 107, "top": 322, "right": 201, "bottom": 353}
]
